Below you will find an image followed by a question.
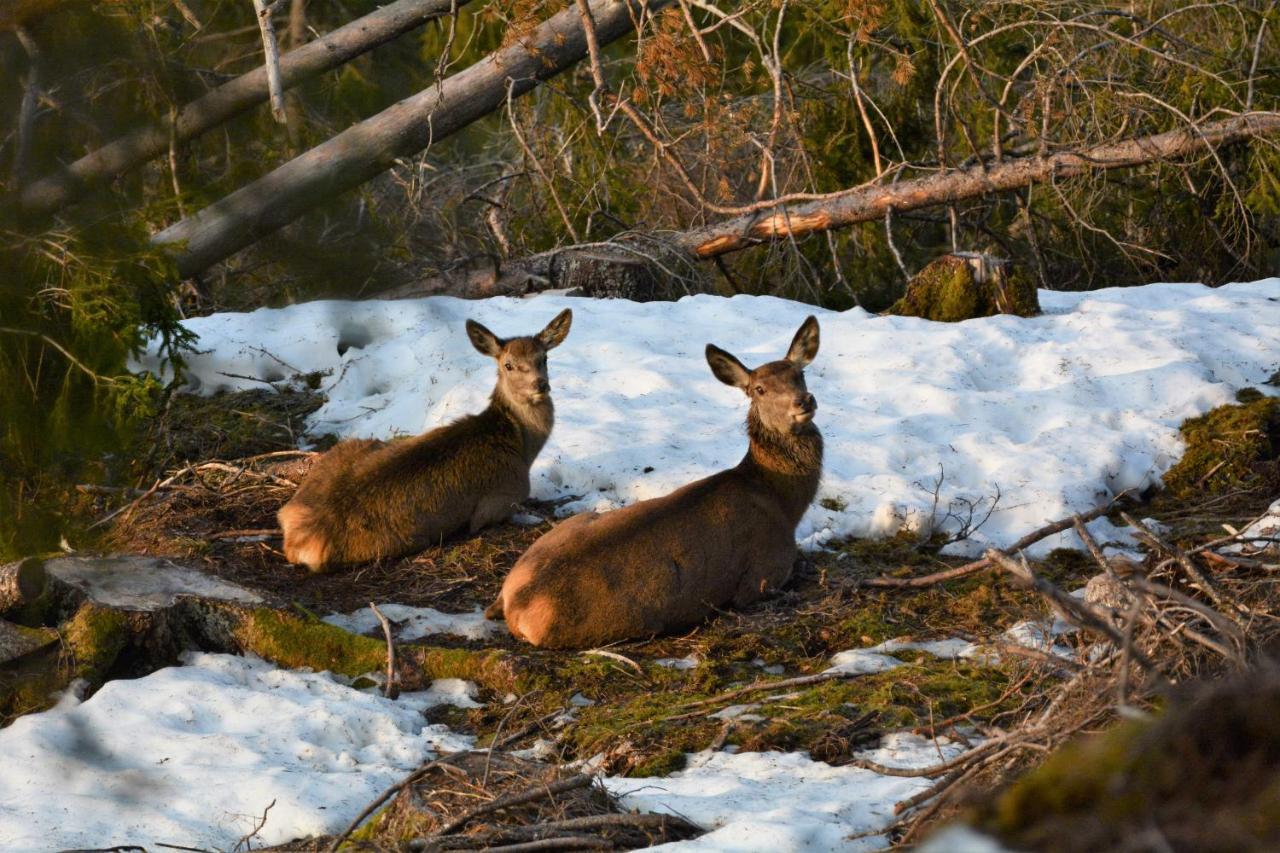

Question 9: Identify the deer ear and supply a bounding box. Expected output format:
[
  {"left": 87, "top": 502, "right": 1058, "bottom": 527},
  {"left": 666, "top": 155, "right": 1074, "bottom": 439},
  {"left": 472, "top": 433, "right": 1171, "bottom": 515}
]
[
  {"left": 466, "top": 319, "right": 502, "bottom": 357},
  {"left": 706, "top": 344, "right": 751, "bottom": 392},
  {"left": 786, "top": 316, "right": 820, "bottom": 367},
  {"left": 537, "top": 309, "right": 572, "bottom": 350}
]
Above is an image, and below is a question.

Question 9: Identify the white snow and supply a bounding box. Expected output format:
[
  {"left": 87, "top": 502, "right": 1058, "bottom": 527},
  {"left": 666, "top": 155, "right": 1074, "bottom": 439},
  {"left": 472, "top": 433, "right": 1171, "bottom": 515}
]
[
  {"left": 134, "top": 280, "right": 1280, "bottom": 556},
  {"left": 323, "top": 602, "right": 502, "bottom": 641},
  {"left": 0, "top": 653, "right": 475, "bottom": 852},
  {"left": 829, "top": 619, "right": 1079, "bottom": 673},
  {"left": 605, "top": 733, "right": 972, "bottom": 851},
  {"left": 1223, "top": 498, "right": 1280, "bottom": 556}
]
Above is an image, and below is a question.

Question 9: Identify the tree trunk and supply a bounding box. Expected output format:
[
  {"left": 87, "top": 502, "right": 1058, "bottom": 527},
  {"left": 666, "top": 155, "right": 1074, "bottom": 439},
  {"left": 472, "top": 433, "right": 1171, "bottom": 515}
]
[
  {"left": 16, "top": 0, "right": 473, "bottom": 216},
  {"left": 673, "top": 113, "right": 1280, "bottom": 259},
  {"left": 152, "top": 0, "right": 675, "bottom": 278}
]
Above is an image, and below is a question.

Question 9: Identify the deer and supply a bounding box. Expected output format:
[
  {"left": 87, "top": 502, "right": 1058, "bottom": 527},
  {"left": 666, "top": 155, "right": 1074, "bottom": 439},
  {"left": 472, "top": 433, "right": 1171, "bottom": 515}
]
[
  {"left": 486, "top": 316, "right": 822, "bottom": 648},
  {"left": 277, "top": 309, "right": 572, "bottom": 572}
]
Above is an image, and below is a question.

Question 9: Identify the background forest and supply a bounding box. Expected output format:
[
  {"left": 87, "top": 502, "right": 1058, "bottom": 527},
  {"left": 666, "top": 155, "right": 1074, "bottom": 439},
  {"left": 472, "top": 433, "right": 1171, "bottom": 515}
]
[{"left": 2, "top": 0, "right": 1279, "bottom": 559}]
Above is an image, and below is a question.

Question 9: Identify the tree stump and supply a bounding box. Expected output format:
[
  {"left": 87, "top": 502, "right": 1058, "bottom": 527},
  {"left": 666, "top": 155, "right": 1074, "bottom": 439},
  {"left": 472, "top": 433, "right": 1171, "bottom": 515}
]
[{"left": 888, "top": 253, "right": 1040, "bottom": 322}]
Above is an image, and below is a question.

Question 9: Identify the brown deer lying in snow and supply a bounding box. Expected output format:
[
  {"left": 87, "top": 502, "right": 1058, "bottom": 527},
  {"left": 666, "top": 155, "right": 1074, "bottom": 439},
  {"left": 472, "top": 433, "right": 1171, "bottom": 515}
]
[
  {"left": 278, "top": 309, "right": 572, "bottom": 572},
  {"left": 487, "top": 316, "right": 822, "bottom": 648}
]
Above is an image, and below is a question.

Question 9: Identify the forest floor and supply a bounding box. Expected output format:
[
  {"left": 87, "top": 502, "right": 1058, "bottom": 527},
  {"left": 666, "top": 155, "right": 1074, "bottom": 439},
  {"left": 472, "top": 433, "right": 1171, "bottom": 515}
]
[{"left": 4, "top": 282, "right": 1280, "bottom": 851}]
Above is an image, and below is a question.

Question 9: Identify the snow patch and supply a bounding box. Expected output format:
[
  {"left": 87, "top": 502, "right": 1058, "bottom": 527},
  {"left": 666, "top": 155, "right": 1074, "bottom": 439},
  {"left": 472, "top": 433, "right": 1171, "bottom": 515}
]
[
  {"left": 323, "top": 603, "right": 501, "bottom": 641},
  {"left": 134, "top": 281, "right": 1280, "bottom": 556},
  {"left": 0, "top": 653, "right": 474, "bottom": 852},
  {"left": 605, "top": 734, "right": 971, "bottom": 851}
]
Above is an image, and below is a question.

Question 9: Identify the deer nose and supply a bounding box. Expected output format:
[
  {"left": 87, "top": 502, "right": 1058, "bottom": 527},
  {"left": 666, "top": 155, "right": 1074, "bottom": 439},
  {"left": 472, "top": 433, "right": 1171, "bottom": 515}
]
[
  {"left": 535, "top": 379, "right": 550, "bottom": 394},
  {"left": 798, "top": 393, "right": 817, "bottom": 413}
]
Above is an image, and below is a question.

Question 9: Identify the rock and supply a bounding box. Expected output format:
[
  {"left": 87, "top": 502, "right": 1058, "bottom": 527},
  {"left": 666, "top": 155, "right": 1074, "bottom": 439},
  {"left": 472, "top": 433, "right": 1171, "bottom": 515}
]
[{"left": 888, "top": 253, "right": 1040, "bottom": 321}]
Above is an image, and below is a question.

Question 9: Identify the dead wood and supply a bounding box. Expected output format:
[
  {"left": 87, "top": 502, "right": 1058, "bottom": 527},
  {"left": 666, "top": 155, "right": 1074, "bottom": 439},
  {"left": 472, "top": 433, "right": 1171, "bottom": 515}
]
[
  {"left": 864, "top": 499, "right": 1120, "bottom": 588},
  {"left": 673, "top": 113, "right": 1280, "bottom": 259},
  {"left": 16, "top": 0, "right": 473, "bottom": 216},
  {"left": 153, "top": 0, "right": 677, "bottom": 277}
]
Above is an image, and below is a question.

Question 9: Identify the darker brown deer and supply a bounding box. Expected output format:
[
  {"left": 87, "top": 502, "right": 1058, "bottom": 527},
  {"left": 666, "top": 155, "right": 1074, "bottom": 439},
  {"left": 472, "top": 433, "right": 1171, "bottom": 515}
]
[
  {"left": 487, "top": 316, "right": 822, "bottom": 648},
  {"left": 278, "top": 309, "right": 572, "bottom": 572}
]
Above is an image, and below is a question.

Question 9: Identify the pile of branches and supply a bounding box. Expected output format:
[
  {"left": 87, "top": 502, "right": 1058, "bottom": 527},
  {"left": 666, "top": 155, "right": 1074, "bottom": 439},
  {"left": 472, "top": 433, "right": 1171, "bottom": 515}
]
[
  {"left": 325, "top": 750, "right": 701, "bottom": 852},
  {"left": 99, "top": 450, "right": 316, "bottom": 555},
  {"left": 874, "top": 506, "right": 1280, "bottom": 844}
]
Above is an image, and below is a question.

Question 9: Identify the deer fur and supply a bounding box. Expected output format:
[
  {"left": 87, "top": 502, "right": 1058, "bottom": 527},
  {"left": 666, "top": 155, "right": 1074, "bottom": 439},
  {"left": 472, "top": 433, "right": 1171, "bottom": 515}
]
[
  {"left": 278, "top": 309, "right": 572, "bottom": 572},
  {"left": 488, "top": 316, "right": 823, "bottom": 649}
]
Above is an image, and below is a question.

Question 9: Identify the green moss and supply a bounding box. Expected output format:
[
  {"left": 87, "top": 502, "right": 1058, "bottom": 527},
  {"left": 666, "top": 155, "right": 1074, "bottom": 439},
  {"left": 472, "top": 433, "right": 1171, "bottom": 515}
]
[
  {"left": 888, "top": 255, "right": 1040, "bottom": 322},
  {"left": 237, "top": 608, "right": 389, "bottom": 677},
  {"left": 64, "top": 602, "right": 130, "bottom": 684},
  {"left": 1161, "top": 394, "right": 1280, "bottom": 500},
  {"left": 236, "top": 608, "right": 527, "bottom": 694},
  {"left": 632, "top": 749, "right": 688, "bottom": 777}
]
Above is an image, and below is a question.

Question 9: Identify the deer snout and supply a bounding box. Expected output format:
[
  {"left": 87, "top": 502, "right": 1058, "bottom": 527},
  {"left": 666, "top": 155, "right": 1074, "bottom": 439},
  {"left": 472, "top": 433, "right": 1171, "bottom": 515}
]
[
  {"left": 797, "top": 393, "right": 817, "bottom": 414},
  {"left": 535, "top": 378, "right": 551, "bottom": 395}
]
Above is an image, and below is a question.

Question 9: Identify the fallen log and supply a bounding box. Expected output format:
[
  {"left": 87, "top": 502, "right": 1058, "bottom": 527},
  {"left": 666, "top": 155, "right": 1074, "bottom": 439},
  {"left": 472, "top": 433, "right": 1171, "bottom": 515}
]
[
  {"left": 16, "top": 0, "right": 473, "bottom": 215},
  {"left": 0, "top": 554, "right": 529, "bottom": 720},
  {"left": 152, "top": 0, "right": 676, "bottom": 277},
  {"left": 672, "top": 113, "right": 1280, "bottom": 259}
]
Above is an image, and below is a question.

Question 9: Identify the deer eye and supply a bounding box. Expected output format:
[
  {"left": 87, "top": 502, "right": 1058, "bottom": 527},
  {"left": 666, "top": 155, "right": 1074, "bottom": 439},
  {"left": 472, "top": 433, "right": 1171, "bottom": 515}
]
[
  {"left": 755, "top": 385, "right": 765, "bottom": 395},
  {"left": 504, "top": 362, "right": 514, "bottom": 371}
]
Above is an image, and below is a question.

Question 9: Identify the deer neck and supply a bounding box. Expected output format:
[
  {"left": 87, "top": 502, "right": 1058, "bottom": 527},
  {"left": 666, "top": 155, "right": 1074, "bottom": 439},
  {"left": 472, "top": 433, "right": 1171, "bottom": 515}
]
[
  {"left": 742, "top": 408, "right": 823, "bottom": 525},
  {"left": 492, "top": 387, "right": 555, "bottom": 465}
]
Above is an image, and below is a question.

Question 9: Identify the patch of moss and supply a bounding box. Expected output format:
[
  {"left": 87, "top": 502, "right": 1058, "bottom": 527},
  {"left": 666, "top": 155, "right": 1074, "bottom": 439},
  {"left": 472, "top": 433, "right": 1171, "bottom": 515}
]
[
  {"left": 235, "top": 608, "right": 527, "bottom": 694},
  {"left": 64, "top": 602, "right": 130, "bottom": 685},
  {"left": 888, "top": 255, "right": 1040, "bottom": 322},
  {"left": 1161, "top": 393, "right": 1280, "bottom": 500},
  {"left": 237, "top": 608, "right": 389, "bottom": 677}
]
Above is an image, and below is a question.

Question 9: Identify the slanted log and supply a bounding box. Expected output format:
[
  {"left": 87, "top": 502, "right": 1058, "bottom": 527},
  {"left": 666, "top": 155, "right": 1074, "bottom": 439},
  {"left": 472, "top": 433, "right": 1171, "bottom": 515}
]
[
  {"left": 17, "top": 0, "right": 473, "bottom": 215},
  {"left": 672, "top": 113, "right": 1280, "bottom": 260},
  {"left": 153, "top": 0, "right": 676, "bottom": 277}
]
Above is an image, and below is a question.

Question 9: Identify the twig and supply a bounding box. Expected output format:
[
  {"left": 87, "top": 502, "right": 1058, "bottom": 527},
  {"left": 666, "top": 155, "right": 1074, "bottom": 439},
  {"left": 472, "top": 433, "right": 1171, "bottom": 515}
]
[
  {"left": 681, "top": 670, "right": 868, "bottom": 710},
  {"left": 369, "top": 602, "right": 399, "bottom": 700},
  {"left": 445, "top": 812, "right": 703, "bottom": 846},
  {"left": 233, "top": 798, "right": 276, "bottom": 852},
  {"left": 430, "top": 774, "right": 596, "bottom": 837},
  {"left": 582, "top": 648, "right": 645, "bottom": 676},
  {"left": 865, "top": 499, "right": 1121, "bottom": 588},
  {"left": 480, "top": 839, "right": 610, "bottom": 852},
  {"left": 987, "top": 548, "right": 1164, "bottom": 680},
  {"left": 326, "top": 758, "right": 449, "bottom": 851},
  {"left": 1122, "top": 512, "right": 1241, "bottom": 619}
]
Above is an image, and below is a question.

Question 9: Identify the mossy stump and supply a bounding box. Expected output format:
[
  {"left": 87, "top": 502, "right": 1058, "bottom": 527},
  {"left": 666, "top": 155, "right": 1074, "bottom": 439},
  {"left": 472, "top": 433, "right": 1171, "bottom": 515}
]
[{"left": 888, "top": 253, "right": 1040, "bottom": 322}]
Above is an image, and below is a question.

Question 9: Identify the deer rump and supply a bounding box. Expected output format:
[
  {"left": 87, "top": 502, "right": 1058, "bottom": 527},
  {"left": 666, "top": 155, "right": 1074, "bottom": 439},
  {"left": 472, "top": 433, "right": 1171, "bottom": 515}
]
[{"left": 493, "top": 466, "right": 796, "bottom": 649}]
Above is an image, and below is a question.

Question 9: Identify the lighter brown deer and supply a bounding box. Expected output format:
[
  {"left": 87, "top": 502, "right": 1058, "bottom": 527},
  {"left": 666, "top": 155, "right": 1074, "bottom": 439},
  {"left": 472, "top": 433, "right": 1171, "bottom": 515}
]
[
  {"left": 278, "top": 309, "right": 572, "bottom": 572},
  {"left": 487, "top": 316, "right": 822, "bottom": 648}
]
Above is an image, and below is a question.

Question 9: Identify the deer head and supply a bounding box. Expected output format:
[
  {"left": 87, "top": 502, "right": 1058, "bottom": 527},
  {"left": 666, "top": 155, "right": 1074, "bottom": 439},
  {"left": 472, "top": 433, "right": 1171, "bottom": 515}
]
[
  {"left": 466, "top": 309, "right": 573, "bottom": 406},
  {"left": 706, "top": 316, "right": 820, "bottom": 435}
]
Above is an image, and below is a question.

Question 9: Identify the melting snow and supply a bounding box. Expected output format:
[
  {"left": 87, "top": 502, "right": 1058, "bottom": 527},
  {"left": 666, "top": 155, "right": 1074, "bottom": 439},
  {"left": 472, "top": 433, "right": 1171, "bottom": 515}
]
[
  {"left": 323, "top": 602, "right": 502, "bottom": 641},
  {"left": 135, "top": 280, "right": 1280, "bottom": 556},
  {"left": 0, "top": 653, "right": 475, "bottom": 852},
  {"left": 605, "top": 733, "right": 972, "bottom": 851}
]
